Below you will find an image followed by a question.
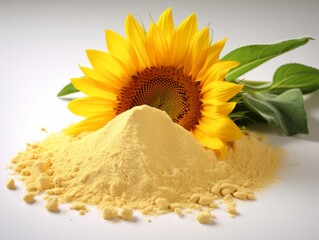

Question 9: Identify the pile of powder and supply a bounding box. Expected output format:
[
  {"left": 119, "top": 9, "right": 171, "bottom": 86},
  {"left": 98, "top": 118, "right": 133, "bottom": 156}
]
[{"left": 8, "top": 105, "right": 282, "bottom": 224}]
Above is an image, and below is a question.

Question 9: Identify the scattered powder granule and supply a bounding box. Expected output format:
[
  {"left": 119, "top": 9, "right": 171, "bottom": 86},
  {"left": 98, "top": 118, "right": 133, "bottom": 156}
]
[
  {"left": 174, "top": 208, "right": 183, "bottom": 216},
  {"left": 102, "top": 206, "right": 119, "bottom": 220},
  {"left": 70, "top": 202, "right": 88, "bottom": 215},
  {"left": 233, "top": 191, "right": 248, "bottom": 200},
  {"left": 155, "top": 198, "right": 170, "bottom": 210},
  {"left": 23, "top": 193, "right": 36, "bottom": 204},
  {"left": 190, "top": 194, "right": 201, "bottom": 203},
  {"left": 209, "top": 202, "right": 218, "bottom": 209},
  {"left": 170, "top": 203, "right": 184, "bottom": 216},
  {"left": 119, "top": 207, "right": 133, "bottom": 221},
  {"left": 247, "top": 192, "right": 256, "bottom": 200},
  {"left": 7, "top": 105, "right": 283, "bottom": 223},
  {"left": 227, "top": 205, "right": 237, "bottom": 217},
  {"left": 37, "top": 173, "right": 54, "bottom": 191},
  {"left": 6, "top": 179, "right": 16, "bottom": 190},
  {"left": 196, "top": 211, "right": 212, "bottom": 224},
  {"left": 45, "top": 197, "right": 59, "bottom": 212},
  {"left": 198, "top": 196, "right": 214, "bottom": 206}
]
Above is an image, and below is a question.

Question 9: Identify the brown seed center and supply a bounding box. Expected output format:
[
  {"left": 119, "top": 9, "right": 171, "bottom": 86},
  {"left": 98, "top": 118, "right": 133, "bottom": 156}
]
[{"left": 115, "top": 66, "right": 202, "bottom": 130}]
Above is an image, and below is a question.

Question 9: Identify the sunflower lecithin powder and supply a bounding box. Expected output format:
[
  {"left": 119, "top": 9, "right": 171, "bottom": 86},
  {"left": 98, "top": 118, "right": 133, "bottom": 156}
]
[{"left": 9, "top": 105, "right": 282, "bottom": 224}]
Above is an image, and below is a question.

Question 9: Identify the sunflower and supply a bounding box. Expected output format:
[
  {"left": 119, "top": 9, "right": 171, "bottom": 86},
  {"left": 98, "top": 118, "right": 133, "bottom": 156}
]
[{"left": 67, "top": 7, "right": 244, "bottom": 157}]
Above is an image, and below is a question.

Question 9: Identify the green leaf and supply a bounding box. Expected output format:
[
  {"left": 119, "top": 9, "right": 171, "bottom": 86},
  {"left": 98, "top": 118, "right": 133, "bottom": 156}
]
[
  {"left": 57, "top": 82, "right": 79, "bottom": 97},
  {"left": 243, "top": 89, "right": 308, "bottom": 135},
  {"left": 222, "top": 37, "right": 313, "bottom": 81},
  {"left": 269, "top": 63, "right": 319, "bottom": 94}
]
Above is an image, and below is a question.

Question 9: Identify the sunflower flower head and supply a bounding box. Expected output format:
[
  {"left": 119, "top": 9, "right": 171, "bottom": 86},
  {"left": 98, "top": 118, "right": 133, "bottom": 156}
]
[{"left": 67, "top": 7, "right": 244, "bottom": 157}]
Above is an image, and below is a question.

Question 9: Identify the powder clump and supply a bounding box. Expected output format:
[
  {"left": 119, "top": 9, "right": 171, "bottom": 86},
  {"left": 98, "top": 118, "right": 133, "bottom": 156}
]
[
  {"left": 119, "top": 207, "right": 133, "bottom": 221},
  {"left": 197, "top": 211, "right": 212, "bottom": 224},
  {"left": 45, "top": 197, "right": 59, "bottom": 212},
  {"left": 6, "top": 178, "right": 16, "bottom": 190},
  {"left": 102, "top": 206, "right": 119, "bottom": 220},
  {"left": 9, "top": 105, "right": 282, "bottom": 223},
  {"left": 23, "top": 193, "right": 36, "bottom": 204}
]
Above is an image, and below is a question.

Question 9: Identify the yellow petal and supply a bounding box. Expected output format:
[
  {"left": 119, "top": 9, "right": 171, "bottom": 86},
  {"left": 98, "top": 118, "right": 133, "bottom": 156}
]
[
  {"left": 146, "top": 23, "right": 169, "bottom": 66},
  {"left": 192, "top": 127, "right": 227, "bottom": 158},
  {"left": 198, "top": 116, "right": 244, "bottom": 142},
  {"left": 157, "top": 7, "right": 174, "bottom": 43},
  {"left": 71, "top": 78, "right": 118, "bottom": 99},
  {"left": 125, "top": 14, "right": 150, "bottom": 68},
  {"left": 201, "top": 81, "right": 243, "bottom": 102},
  {"left": 201, "top": 61, "right": 240, "bottom": 88},
  {"left": 207, "top": 38, "right": 227, "bottom": 64},
  {"left": 68, "top": 97, "right": 116, "bottom": 118},
  {"left": 79, "top": 66, "right": 121, "bottom": 93},
  {"left": 170, "top": 13, "right": 198, "bottom": 67},
  {"left": 86, "top": 50, "right": 130, "bottom": 84},
  {"left": 196, "top": 38, "right": 227, "bottom": 80},
  {"left": 201, "top": 101, "right": 236, "bottom": 118},
  {"left": 184, "top": 27, "right": 210, "bottom": 77},
  {"left": 105, "top": 30, "right": 139, "bottom": 75},
  {"left": 66, "top": 114, "right": 115, "bottom": 135}
]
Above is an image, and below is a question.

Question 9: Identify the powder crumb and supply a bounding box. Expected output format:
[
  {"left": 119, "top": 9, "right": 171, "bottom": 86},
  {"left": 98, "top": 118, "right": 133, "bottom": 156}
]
[
  {"left": 233, "top": 191, "right": 247, "bottom": 200},
  {"left": 26, "top": 184, "right": 38, "bottom": 192},
  {"left": 45, "top": 197, "right": 59, "bottom": 212},
  {"left": 198, "top": 196, "right": 214, "bottom": 206},
  {"left": 155, "top": 198, "right": 170, "bottom": 210},
  {"left": 21, "top": 169, "right": 31, "bottom": 176},
  {"left": 41, "top": 127, "right": 47, "bottom": 132},
  {"left": 209, "top": 202, "right": 218, "bottom": 209},
  {"left": 190, "top": 203, "right": 202, "bottom": 211},
  {"left": 8, "top": 105, "right": 283, "bottom": 223},
  {"left": 210, "top": 185, "right": 221, "bottom": 195},
  {"left": 196, "top": 211, "right": 211, "bottom": 224},
  {"left": 190, "top": 194, "right": 200, "bottom": 203},
  {"left": 247, "top": 193, "right": 256, "bottom": 200},
  {"left": 220, "top": 183, "right": 238, "bottom": 192},
  {"left": 227, "top": 205, "right": 237, "bottom": 217},
  {"left": 223, "top": 194, "right": 233, "bottom": 201},
  {"left": 221, "top": 188, "right": 233, "bottom": 196},
  {"left": 46, "top": 188, "right": 64, "bottom": 195},
  {"left": 6, "top": 178, "right": 16, "bottom": 190},
  {"left": 79, "top": 210, "right": 87, "bottom": 215},
  {"left": 70, "top": 202, "right": 87, "bottom": 215},
  {"left": 174, "top": 208, "right": 183, "bottom": 216},
  {"left": 37, "top": 173, "right": 54, "bottom": 191},
  {"left": 184, "top": 209, "right": 193, "bottom": 214},
  {"left": 23, "top": 193, "right": 36, "bottom": 204},
  {"left": 102, "top": 206, "right": 119, "bottom": 220},
  {"left": 119, "top": 207, "right": 133, "bottom": 221},
  {"left": 170, "top": 203, "right": 182, "bottom": 210}
]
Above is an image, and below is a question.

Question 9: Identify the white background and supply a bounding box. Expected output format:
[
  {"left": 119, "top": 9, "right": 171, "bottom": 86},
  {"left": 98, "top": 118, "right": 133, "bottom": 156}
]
[{"left": 1, "top": 0, "right": 319, "bottom": 239}]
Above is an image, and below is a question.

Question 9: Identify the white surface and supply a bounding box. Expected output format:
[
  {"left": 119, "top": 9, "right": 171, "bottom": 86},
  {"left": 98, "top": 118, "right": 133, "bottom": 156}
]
[{"left": 1, "top": 0, "right": 319, "bottom": 239}]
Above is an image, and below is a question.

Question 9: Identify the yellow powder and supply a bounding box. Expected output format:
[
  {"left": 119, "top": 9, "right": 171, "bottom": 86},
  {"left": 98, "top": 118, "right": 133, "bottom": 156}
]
[
  {"left": 155, "top": 198, "right": 170, "bottom": 210},
  {"left": 174, "top": 208, "right": 183, "bottom": 216},
  {"left": 70, "top": 202, "right": 88, "bottom": 215},
  {"left": 102, "top": 206, "right": 119, "bottom": 220},
  {"left": 119, "top": 207, "right": 133, "bottom": 221},
  {"left": 45, "top": 197, "right": 59, "bottom": 212},
  {"left": 23, "top": 193, "right": 36, "bottom": 204},
  {"left": 8, "top": 105, "right": 282, "bottom": 224},
  {"left": 6, "top": 178, "right": 16, "bottom": 190},
  {"left": 197, "top": 211, "right": 212, "bottom": 224}
]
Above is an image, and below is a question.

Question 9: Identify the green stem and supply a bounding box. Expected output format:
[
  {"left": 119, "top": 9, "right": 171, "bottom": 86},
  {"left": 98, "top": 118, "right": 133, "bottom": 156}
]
[{"left": 240, "top": 80, "right": 271, "bottom": 93}]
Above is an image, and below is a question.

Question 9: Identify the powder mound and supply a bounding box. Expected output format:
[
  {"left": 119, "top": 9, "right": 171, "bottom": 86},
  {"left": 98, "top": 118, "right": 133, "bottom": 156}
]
[
  {"left": 73, "top": 105, "right": 219, "bottom": 202},
  {"left": 9, "top": 105, "right": 283, "bottom": 223}
]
